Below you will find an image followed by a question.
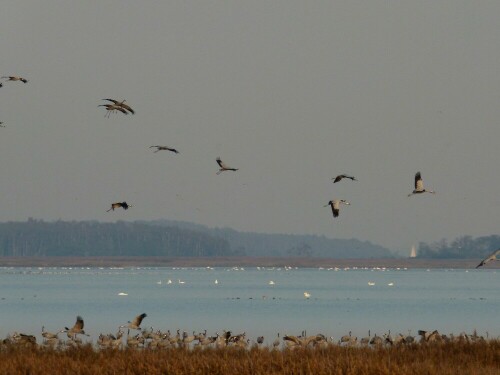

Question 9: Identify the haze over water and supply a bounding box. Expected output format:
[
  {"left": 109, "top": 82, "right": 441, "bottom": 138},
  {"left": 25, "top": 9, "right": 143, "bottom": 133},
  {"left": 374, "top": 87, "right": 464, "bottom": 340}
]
[
  {"left": 2, "top": 2, "right": 500, "bottom": 253},
  {"left": 1, "top": 266, "right": 497, "bottom": 344}
]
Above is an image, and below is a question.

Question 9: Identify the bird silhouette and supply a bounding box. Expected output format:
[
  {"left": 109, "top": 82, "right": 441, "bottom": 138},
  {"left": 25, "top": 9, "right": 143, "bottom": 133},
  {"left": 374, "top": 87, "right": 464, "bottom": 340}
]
[
  {"left": 216, "top": 157, "right": 238, "bottom": 174},
  {"left": 324, "top": 199, "right": 350, "bottom": 218},
  {"left": 107, "top": 202, "right": 131, "bottom": 212},
  {"left": 408, "top": 172, "right": 435, "bottom": 197},
  {"left": 332, "top": 174, "right": 357, "bottom": 183}
]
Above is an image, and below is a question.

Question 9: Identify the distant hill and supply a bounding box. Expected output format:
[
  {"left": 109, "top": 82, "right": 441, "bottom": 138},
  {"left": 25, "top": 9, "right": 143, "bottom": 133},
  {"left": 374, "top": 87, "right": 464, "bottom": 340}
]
[
  {"left": 0, "top": 219, "right": 395, "bottom": 259},
  {"left": 146, "top": 219, "right": 395, "bottom": 259}
]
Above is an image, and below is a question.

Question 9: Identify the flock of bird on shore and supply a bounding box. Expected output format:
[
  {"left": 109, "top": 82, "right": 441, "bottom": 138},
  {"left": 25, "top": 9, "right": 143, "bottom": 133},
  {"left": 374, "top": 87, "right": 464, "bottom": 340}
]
[{"left": 2, "top": 313, "right": 493, "bottom": 351}]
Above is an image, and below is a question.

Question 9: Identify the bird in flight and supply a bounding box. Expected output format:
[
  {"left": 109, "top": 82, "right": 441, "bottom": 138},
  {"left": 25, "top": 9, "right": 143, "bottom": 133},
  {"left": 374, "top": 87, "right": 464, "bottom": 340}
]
[
  {"left": 1, "top": 76, "right": 28, "bottom": 83},
  {"left": 107, "top": 202, "right": 132, "bottom": 212},
  {"left": 216, "top": 157, "right": 238, "bottom": 175},
  {"left": 120, "top": 313, "right": 147, "bottom": 331},
  {"left": 150, "top": 145, "right": 179, "bottom": 154},
  {"left": 99, "top": 103, "right": 129, "bottom": 118},
  {"left": 102, "top": 99, "right": 135, "bottom": 114},
  {"left": 476, "top": 249, "right": 500, "bottom": 269},
  {"left": 332, "top": 174, "right": 357, "bottom": 183},
  {"left": 324, "top": 199, "right": 350, "bottom": 218},
  {"left": 64, "top": 316, "right": 88, "bottom": 339},
  {"left": 408, "top": 172, "right": 435, "bottom": 197}
]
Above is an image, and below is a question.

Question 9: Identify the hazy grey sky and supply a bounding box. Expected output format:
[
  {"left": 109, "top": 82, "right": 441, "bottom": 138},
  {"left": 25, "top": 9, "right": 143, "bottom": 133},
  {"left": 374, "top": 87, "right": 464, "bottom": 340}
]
[{"left": 1, "top": 1, "right": 500, "bottom": 254}]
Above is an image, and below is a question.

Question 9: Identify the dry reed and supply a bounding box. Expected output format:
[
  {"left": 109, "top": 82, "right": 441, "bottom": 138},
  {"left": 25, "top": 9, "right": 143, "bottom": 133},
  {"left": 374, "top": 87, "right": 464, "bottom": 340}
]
[{"left": 0, "top": 340, "right": 498, "bottom": 375}]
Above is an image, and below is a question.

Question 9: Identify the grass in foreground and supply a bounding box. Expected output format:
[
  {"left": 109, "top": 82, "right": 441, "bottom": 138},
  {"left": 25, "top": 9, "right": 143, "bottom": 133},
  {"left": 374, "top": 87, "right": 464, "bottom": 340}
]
[{"left": 0, "top": 341, "right": 498, "bottom": 375}]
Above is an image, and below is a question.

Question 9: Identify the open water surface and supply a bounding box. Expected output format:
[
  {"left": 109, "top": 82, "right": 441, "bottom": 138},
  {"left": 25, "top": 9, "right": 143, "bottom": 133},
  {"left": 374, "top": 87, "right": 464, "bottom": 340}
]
[{"left": 0, "top": 266, "right": 498, "bottom": 344}]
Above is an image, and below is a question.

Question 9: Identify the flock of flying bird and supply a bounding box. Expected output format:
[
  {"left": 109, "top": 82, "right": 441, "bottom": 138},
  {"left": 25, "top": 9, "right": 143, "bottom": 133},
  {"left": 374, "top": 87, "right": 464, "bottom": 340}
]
[
  {"left": 2, "top": 75, "right": 498, "bottom": 270},
  {"left": 94, "top": 96, "right": 240, "bottom": 211}
]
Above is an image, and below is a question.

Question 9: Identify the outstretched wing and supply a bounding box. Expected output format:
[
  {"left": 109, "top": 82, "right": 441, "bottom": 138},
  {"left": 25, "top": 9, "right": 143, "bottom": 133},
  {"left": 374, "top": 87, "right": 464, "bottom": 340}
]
[
  {"left": 103, "top": 98, "right": 119, "bottom": 105},
  {"left": 132, "top": 313, "right": 147, "bottom": 327},
  {"left": 476, "top": 248, "right": 500, "bottom": 268},
  {"left": 73, "top": 316, "right": 84, "bottom": 330},
  {"left": 332, "top": 207, "right": 339, "bottom": 217},
  {"left": 115, "top": 106, "right": 128, "bottom": 115},
  {"left": 120, "top": 103, "right": 135, "bottom": 114},
  {"left": 216, "top": 157, "right": 227, "bottom": 169},
  {"left": 414, "top": 172, "right": 424, "bottom": 191}
]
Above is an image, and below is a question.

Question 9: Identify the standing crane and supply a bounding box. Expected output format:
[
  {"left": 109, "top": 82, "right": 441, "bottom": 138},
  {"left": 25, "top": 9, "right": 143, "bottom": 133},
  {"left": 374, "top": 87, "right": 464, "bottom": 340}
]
[
  {"left": 324, "top": 200, "right": 350, "bottom": 218},
  {"left": 216, "top": 157, "right": 238, "bottom": 175},
  {"left": 408, "top": 172, "right": 435, "bottom": 197}
]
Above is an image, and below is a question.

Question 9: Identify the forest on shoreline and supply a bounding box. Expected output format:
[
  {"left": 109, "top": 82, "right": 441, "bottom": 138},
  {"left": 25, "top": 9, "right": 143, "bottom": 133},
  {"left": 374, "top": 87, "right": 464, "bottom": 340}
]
[
  {"left": 0, "top": 219, "right": 498, "bottom": 262},
  {"left": 0, "top": 219, "right": 392, "bottom": 259}
]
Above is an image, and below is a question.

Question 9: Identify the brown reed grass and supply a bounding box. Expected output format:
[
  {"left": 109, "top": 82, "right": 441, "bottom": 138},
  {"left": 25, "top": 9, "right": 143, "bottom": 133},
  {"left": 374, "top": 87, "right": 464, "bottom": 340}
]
[{"left": 0, "top": 341, "right": 498, "bottom": 375}]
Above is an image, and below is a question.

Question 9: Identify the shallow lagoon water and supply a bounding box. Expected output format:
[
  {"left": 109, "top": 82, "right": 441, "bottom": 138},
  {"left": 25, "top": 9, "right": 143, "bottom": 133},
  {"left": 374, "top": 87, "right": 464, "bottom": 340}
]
[{"left": 0, "top": 266, "right": 498, "bottom": 344}]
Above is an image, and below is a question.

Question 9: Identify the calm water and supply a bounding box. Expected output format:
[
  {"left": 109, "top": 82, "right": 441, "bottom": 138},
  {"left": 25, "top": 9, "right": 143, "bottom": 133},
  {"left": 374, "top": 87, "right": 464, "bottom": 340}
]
[{"left": 0, "top": 266, "right": 498, "bottom": 344}]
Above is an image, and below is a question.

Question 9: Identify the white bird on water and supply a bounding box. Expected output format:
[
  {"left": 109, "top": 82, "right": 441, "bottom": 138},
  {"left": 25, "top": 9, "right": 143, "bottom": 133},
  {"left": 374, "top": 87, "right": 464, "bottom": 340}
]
[
  {"left": 368, "top": 282, "right": 375, "bottom": 286},
  {"left": 303, "top": 292, "right": 311, "bottom": 299},
  {"left": 214, "top": 279, "right": 219, "bottom": 285},
  {"left": 269, "top": 281, "right": 275, "bottom": 285}
]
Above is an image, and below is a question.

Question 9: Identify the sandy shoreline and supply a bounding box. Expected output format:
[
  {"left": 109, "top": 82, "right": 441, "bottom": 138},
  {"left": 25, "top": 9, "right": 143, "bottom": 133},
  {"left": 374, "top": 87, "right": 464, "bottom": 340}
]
[{"left": 0, "top": 256, "right": 495, "bottom": 269}]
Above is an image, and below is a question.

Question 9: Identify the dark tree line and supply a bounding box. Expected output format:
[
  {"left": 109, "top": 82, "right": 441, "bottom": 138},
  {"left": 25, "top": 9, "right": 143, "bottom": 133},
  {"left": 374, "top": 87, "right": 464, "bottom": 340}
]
[
  {"left": 0, "top": 219, "right": 236, "bottom": 257},
  {"left": 417, "top": 235, "right": 500, "bottom": 259}
]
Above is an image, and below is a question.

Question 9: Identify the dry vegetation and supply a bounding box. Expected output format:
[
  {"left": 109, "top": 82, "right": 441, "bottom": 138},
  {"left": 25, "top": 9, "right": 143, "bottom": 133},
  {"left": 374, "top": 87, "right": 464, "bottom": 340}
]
[{"left": 0, "top": 341, "right": 498, "bottom": 375}]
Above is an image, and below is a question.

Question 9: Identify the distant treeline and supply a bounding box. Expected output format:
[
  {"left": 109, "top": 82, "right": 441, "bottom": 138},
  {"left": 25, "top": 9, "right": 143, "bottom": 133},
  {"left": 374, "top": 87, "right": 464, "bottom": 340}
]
[
  {"left": 418, "top": 235, "right": 500, "bottom": 259},
  {"left": 145, "top": 219, "right": 394, "bottom": 258},
  {"left": 0, "top": 219, "right": 395, "bottom": 259},
  {"left": 0, "top": 219, "right": 235, "bottom": 257}
]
